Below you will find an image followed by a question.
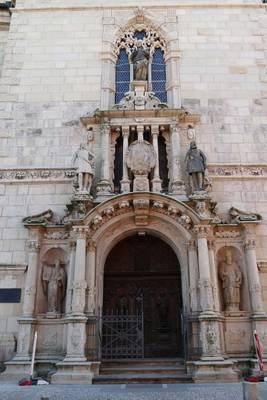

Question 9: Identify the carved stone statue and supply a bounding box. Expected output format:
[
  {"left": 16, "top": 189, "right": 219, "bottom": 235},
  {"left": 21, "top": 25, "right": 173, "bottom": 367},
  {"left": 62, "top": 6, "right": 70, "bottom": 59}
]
[
  {"left": 185, "top": 141, "right": 207, "bottom": 193},
  {"left": 130, "top": 40, "right": 150, "bottom": 81},
  {"left": 42, "top": 259, "right": 67, "bottom": 314},
  {"left": 219, "top": 249, "right": 242, "bottom": 312},
  {"left": 73, "top": 143, "right": 95, "bottom": 194}
]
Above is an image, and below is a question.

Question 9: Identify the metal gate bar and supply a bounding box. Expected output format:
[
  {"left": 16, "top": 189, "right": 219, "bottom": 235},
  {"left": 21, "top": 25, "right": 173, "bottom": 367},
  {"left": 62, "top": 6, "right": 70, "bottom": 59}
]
[{"left": 101, "top": 314, "right": 144, "bottom": 359}]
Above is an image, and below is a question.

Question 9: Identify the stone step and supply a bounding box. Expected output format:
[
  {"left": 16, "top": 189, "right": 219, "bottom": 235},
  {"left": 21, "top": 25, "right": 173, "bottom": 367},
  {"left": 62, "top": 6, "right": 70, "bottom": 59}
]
[
  {"left": 93, "top": 373, "right": 193, "bottom": 384},
  {"left": 100, "top": 358, "right": 184, "bottom": 368},
  {"left": 100, "top": 366, "right": 186, "bottom": 375}
]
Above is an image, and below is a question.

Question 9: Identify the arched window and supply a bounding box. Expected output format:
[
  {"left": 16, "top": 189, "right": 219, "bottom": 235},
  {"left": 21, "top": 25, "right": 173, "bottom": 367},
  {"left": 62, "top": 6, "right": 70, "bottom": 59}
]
[
  {"left": 152, "top": 48, "right": 167, "bottom": 103},
  {"left": 115, "top": 28, "right": 167, "bottom": 105},
  {"left": 115, "top": 49, "right": 130, "bottom": 104}
]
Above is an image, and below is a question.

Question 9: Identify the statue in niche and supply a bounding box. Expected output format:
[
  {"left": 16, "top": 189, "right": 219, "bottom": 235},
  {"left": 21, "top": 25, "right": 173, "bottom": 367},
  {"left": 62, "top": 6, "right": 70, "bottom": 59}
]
[
  {"left": 185, "top": 141, "right": 207, "bottom": 193},
  {"left": 130, "top": 40, "right": 150, "bottom": 81},
  {"left": 219, "top": 249, "right": 242, "bottom": 312},
  {"left": 42, "top": 259, "right": 67, "bottom": 315},
  {"left": 73, "top": 143, "right": 95, "bottom": 195}
]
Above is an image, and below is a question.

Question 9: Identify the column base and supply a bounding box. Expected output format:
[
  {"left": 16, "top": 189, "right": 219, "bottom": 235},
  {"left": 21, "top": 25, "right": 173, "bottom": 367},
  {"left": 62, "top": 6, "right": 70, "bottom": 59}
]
[
  {"left": 96, "top": 180, "right": 112, "bottom": 196},
  {"left": 51, "top": 361, "right": 94, "bottom": 384},
  {"left": 120, "top": 179, "right": 130, "bottom": 193},
  {"left": 152, "top": 178, "right": 162, "bottom": 193},
  {"left": 0, "top": 360, "right": 32, "bottom": 382},
  {"left": 191, "top": 360, "right": 239, "bottom": 383},
  {"left": 170, "top": 180, "right": 186, "bottom": 195}
]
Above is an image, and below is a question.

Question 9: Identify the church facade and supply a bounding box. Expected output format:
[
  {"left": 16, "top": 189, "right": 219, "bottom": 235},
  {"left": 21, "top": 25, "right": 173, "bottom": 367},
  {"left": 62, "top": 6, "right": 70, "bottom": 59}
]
[{"left": 0, "top": 0, "right": 267, "bottom": 383}]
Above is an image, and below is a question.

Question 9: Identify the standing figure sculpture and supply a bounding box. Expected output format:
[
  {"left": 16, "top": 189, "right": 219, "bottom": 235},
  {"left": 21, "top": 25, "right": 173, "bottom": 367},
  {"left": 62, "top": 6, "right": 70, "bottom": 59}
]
[
  {"left": 73, "top": 143, "right": 95, "bottom": 195},
  {"left": 185, "top": 141, "right": 207, "bottom": 193},
  {"left": 42, "top": 259, "right": 67, "bottom": 314},
  {"left": 219, "top": 249, "right": 242, "bottom": 312},
  {"left": 130, "top": 40, "right": 150, "bottom": 81}
]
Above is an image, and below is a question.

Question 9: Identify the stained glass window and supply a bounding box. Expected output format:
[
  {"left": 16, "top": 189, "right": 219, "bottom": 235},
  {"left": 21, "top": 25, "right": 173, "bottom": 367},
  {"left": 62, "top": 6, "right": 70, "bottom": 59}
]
[
  {"left": 115, "top": 49, "right": 130, "bottom": 104},
  {"left": 152, "top": 48, "right": 167, "bottom": 103}
]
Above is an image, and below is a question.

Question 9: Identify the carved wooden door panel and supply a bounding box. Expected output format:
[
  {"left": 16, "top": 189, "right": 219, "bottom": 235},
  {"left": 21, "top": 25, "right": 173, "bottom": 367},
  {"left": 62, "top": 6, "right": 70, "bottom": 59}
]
[
  {"left": 103, "top": 275, "right": 182, "bottom": 358},
  {"left": 103, "top": 234, "right": 183, "bottom": 359}
]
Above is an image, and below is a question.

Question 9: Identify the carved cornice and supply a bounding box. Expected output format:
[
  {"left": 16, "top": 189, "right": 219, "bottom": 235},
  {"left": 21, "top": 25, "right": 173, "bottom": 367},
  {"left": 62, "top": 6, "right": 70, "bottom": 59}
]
[
  {"left": 208, "top": 164, "right": 267, "bottom": 179},
  {"left": 0, "top": 264, "right": 27, "bottom": 273},
  {"left": 0, "top": 168, "right": 75, "bottom": 183}
]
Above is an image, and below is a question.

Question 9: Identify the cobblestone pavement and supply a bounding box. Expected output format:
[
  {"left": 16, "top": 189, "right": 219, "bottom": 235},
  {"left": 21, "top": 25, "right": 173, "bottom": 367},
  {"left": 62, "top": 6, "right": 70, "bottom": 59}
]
[{"left": 0, "top": 383, "right": 245, "bottom": 400}]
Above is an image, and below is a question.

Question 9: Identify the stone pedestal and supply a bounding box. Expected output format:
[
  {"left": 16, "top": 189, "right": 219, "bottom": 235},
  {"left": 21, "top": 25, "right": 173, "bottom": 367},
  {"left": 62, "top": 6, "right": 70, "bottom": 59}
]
[
  {"left": 192, "top": 360, "right": 239, "bottom": 383},
  {"left": 51, "top": 361, "right": 94, "bottom": 384},
  {"left": 133, "top": 174, "right": 149, "bottom": 192}
]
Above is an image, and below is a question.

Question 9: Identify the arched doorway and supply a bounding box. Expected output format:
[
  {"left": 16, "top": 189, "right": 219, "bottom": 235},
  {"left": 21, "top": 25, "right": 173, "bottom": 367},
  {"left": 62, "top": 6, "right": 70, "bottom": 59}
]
[{"left": 102, "top": 233, "right": 183, "bottom": 359}]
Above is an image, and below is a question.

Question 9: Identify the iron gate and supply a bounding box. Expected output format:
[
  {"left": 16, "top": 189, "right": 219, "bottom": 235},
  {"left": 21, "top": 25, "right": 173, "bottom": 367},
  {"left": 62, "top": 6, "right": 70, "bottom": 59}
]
[{"left": 101, "top": 313, "right": 144, "bottom": 359}]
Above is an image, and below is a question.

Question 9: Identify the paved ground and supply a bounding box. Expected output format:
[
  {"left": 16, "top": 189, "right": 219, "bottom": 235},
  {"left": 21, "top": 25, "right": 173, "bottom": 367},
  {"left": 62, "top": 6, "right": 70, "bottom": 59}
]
[{"left": 0, "top": 383, "right": 246, "bottom": 400}]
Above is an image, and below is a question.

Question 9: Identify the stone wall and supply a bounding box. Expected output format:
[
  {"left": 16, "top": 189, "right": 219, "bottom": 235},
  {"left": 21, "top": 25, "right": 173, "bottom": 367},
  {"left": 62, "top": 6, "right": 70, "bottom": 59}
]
[{"left": 0, "top": 0, "right": 266, "bottom": 363}]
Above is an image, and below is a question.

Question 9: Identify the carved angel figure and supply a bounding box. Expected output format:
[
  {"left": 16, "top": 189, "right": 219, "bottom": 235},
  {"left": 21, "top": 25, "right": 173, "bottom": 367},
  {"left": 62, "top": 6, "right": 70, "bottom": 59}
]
[{"left": 42, "top": 259, "right": 67, "bottom": 314}]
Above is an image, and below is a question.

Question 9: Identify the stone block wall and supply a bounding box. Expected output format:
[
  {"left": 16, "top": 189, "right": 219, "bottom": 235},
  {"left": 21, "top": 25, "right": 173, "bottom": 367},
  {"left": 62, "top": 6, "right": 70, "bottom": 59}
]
[{"left": 0, "top": 0, "right": 266, "bottom": 359}]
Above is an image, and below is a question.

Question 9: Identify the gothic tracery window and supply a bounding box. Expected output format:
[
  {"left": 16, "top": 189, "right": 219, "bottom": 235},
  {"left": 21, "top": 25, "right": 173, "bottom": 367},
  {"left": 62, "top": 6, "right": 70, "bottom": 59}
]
[{"left": 115, "top": 27, "right": 167, "bottom": 104}]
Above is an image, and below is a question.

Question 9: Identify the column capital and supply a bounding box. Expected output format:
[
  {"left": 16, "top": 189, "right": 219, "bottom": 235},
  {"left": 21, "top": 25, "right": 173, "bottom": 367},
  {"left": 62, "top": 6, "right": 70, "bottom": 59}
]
[
  {"left": 69, "top": 239, "right": 76, "bottom": 250},
  {"left": 26, "top": 240, "right": 40, "bottom": 251},
  {"left": 170, "top": 123, "right": 180, "bottom": 135},
  {"left": 188, "top": 239, "right": 197, "bottom": 251},
  {"left": 87, "top": 239, "right": 96, "bottom": 252},
  {"left": 244, "top": 238, "right": 256, "bottom": 251},
  {"left": 73, "top": 226, "right": 89, "bottom": 240},
  {"left": 100, "top": 122, "right": 110, "bottom": 135},
  {"left": 194, "top": 225, "right": 210, "bottom": 239},
  {"left": 122, "top": 126, "right": 129, "bottom": 136},
  {"left": 151, "top": 125, "right": 159, "bottom": 136},
  {"left": 207, "top": 239, "right": 215, "bottom": 251}
]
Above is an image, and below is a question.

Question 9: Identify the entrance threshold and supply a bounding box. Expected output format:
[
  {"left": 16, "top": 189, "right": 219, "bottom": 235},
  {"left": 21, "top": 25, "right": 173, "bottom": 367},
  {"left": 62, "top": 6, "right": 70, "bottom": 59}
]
[{"left": 93, "top": 358, "right": 192, "bottom": 385}]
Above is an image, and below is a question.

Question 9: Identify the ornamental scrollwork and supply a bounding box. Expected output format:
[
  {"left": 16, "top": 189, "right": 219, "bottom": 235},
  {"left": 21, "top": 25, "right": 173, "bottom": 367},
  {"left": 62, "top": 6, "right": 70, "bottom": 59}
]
[{"left": 115, "top": 25, "right": 166, "bottom": 58}]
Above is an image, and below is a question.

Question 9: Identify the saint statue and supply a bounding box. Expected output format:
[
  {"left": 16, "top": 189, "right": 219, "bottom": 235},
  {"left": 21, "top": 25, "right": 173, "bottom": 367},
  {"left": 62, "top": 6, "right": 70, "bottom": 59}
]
[
  {"left": 130, "top": 40, "right": 150, "bottom": 81},
  {"left": 219, "top": 249, "right": 242, "bottom": 312},
  {"left": 73, "top": 143, "right": 95, "bottom": 194},
  {"left": 185, "top": 141, "right": 207, "bottom": 193},
  {"left": 42, "top": 259, "right": 67, "bottom": 314}
]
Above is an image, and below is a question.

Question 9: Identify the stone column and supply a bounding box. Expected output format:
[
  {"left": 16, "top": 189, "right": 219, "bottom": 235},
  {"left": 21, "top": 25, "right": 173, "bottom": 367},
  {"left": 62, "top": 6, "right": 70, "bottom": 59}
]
[
  {"left": 86, "top": 240, "right": 96, "bottom": 315},
  {"left": 71, "top": 227, "right": 88, "bottom": 316},
  {"left": 188, "top": 240, "right": 199, "bottom": 313},
  {"left": 196, "top": 226, "right": 214, "bottom": 314},
  {"left": 120, "top": 126, "right": 130, "bottom": 193},
  {"left": 65, "top": 241, "right": 76, "bottom": 315},
  {"left": 22, "top": 238, "right": 40, "bottom": 317},
  {"left": 165, "top": 48, "right": 181, "bottom": 108},
  {"left": 151, "top": 125, "right": 162, "bottom": 193},
  {"left": 170, "top": 124, "right": 186, "bottom": 196},
  {"left": 208, "top": 239, "right": 220, "bottom": 313},
  {"left": 137, "top": 125, "right": 144, "bottom": 141},
  {"left": 96, "top": 122, "right": 112, "bottom": 196},
  {"left": 63, "top": 226, "right": 88, "bottom": 363},
  {"left": 244, "top": 233, "right": 264, "bottom": 315},
  {"left": 195, "top": 226, "right": 224, "bottom": 361},
  {"left": 15, "top": 230, "right": 40, "bottom": 361}
]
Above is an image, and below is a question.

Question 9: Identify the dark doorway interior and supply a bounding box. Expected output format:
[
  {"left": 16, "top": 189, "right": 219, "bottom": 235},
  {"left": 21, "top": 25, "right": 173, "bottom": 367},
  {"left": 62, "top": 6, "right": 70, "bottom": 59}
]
[{"left": 103, "top": 234, "right": 183, "bottom": 359}]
